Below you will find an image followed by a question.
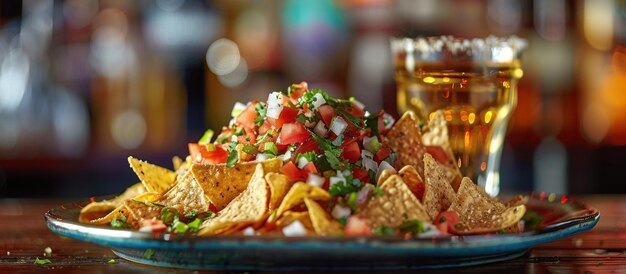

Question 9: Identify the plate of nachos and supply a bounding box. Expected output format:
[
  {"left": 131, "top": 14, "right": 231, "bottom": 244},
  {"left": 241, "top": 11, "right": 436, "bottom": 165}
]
[{"left": 46, "top": 82, "right": 599, "bottom": 270}]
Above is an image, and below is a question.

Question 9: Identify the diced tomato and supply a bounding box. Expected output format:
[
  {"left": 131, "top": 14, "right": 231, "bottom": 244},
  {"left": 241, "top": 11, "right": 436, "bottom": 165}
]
[
  {"left": 374, "top": 147, "right": 391, "bottom": 162},
  {"left": 344, "top": 216, "right": 372, "bottom": 236},
  {"left": 377, "top": 112, "right": 386, "bottom": 134},
  {"left": 237, "top": 127, "right": 257, "bottom": 145},
  {"left": 258, "top": 120, "right": 272, "bottom": 135},
  {"left": 235, "top": 101, "right": 259, "bottom": 129},
  {"left": 318, "top": 104, "right": 336, "bottom": 126},
  {"left": 300, "top": 162, "right": 318, "bottom": 178},
  {"left": 279, "top": 122, "right": 310, "bottom": 145},
  {"left": 263, "top": 221, "right": 277, "bottom": 232},
  {"left": 139, "top": 219, "right": 167, "bottom": 233},
  {"left": 280, "top": 161, "right": 302, "bottom": 181},
  {"left": 289, "top": 81, "right": 307, "bottom": 100},
  {"left": 426, "top": 145, "right": 450, "bottom": 164},
  {"left": 293, "top": 139, "right": 320, "bottom": 159},
  {"left": 275, "top": 106, "right": 299, "bottom": 128},
  {"left": 188, "top": 143, "right": 228, "bottom": 164},
  {"left": 209, "top": 204, "right": 219, "bottom": 213},
  {"left": 341, "top": 141, "right": 361, "bottom": 163},
  {"left": 352, "top": 166, "right": 370, "bottom": 184},
  {"left": 345, "top": 103, "right": 365, "bottom": 118},
  {"left": 434, "top": 211, "right": 461, "bottom": 234}
]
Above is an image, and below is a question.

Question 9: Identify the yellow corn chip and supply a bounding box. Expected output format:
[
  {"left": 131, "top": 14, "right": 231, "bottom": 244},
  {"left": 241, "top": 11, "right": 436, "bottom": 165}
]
[
  {"left": 123, "top": 199, "right": 162, "bottom": 224},
  {"left": 382, "top": 111, "right": 426, "bottom": 177},
  {"left": 199, "top": 164, "right": 270, "bottom": 236},
  {"left": 128, "top": 157, "right": 177, "bottom": 194},
  {"left": 398, "top": 165, "right": 425, "bottom": 201},
  {"left": 265, "top": 173, "right": 294, "bottom": 211},
  {"left": 356, "top": 175, "right": 430, "bottom": 229},
  {"left": 157, "top": 171, "right": 211, "bottom": 214},
  {"left": 422, "top": 153, "right": 457, "bottom": 220},
  {"left": 304, "top": 198, "right": 343, "bottom": 236},
  {"left": 422, "top": 110, "right": 456, "bottom": 166},
  {"left": 133, "top": 192, "right": 160, "bottom": 204},
  {"left": 172, "top": 156, "right": 184, "bottom": 170},
  {"left": 449, "top": 177, "right": 526, "bottom": 234},
  {"left": 87, "top": 204, "right": 132, "bottom": 225},
  {"left": 191, "top": 158, "right": 282, "bottom": 211},
  {"left": 276, "top": 182, "right": 330, "bottom": 218},
  {"left": 79, "top": 182, "right": 146, "bottom": 223},
  {"left": 376, "top": 169, "right": 397, "bottom": 186},
  {"left": 275, "top": 211, "right": 313, "bottom": 231}
]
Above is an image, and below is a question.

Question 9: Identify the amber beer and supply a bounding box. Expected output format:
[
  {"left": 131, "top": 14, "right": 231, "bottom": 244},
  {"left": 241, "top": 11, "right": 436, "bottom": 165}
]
[{"left": 391, "top": 36, "right": 525, "bottom": 196}]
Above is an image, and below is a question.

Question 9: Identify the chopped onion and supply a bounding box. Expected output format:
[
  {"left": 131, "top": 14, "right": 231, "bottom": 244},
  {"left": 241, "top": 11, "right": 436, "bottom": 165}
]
[
  {"left": 383, "top": 113, "right": 395, "bottom": 129},
  {"left": 138, "top": 226, "right": 153, "bottom": 233},
  {"left": 351, "top": 99, "right": 365, "bottom": 110},
  {"left": 363, "top": 136, "right": 381, "bottom": 153},
  {"left": 361, "top": 149, "right": 374, "bottom": 159},
  {"left": 242, "top": 226, "right": 256, "bottom": 236},
  {"left": 231, "top": 102, "right": 247, "bottom": 118},
  {"left": 376, "top": 160, "right": 396, "bottom": 182},
  {"left": 356, "top": 184, "right": 373, "bottom": 203},
  {"left": 331, "top": 205, "right": 351, "bottom": 219},
  {"left": 307, "top": 173, "right": 325, "bottom": 187},
  {"left": 266, "top": 92, "right": 284, "bottom": 119},
  {"left": 281, "top": 149, "right": 292, "bottom": 161},
  {"left": 418, "top": 223, "right": 441, "bottom": 238},
  {"left": 362, "top": 157, "right": 378, "bottom": 172},
  {"left": 282, "top": 220, "right": 307, "bottom": 236},
  {"left": 311, "top": 93, "right": 326, "bottom": 109},
  {"left": 256, "top": 153, "right": 269, "bottom": 161},
  {"left": 314, "top": 121, "right": 328, "bottom": 137},
  {"left": 329, "top": 176, "right": 345, "bottom": 186},
  {"left": 342, "top": 169, "right": 352, "bottom": 177},
  {"left": 329, "top": 116, "right": 348, "bottom": 135},
  {"left": 297, "top": 156, "right": 309, "bottom": 168}
]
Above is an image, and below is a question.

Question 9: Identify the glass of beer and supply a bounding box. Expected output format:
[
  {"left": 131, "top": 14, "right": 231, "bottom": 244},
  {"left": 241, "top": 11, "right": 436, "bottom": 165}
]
[{"left": 390, "top": 36, "right": 526, "bottom": 196}]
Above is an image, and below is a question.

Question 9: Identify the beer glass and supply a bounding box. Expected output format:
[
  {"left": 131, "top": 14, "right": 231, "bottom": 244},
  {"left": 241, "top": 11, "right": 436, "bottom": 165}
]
[{"left": 390, "top": 36, "right": 526, "bottom": 196}]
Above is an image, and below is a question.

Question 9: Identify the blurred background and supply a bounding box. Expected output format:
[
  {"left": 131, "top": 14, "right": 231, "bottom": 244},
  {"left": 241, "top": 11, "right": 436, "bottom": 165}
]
[{"left": 0, "top": 0, "right": 625, "bottom": 198}]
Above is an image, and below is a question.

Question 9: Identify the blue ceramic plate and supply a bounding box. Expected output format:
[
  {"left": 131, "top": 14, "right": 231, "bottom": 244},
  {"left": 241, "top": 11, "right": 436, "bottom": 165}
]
[{"left": 45, "top": 194, "right": 599, "bottom": 270}]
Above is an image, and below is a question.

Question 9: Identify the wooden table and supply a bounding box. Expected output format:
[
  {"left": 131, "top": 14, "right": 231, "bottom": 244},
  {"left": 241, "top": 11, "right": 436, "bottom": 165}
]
[{"left": 1, "top": 196, "right": 624, "bottom": 273}]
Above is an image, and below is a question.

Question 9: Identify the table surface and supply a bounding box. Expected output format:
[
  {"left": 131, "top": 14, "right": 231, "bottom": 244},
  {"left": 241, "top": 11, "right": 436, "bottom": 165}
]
[{"left": 1, "top": 195, "right": 624, "bottom": 274}]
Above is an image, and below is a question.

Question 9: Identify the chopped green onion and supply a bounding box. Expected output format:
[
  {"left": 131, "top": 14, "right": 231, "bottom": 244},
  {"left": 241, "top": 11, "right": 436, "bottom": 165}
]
[
  {"left": 234, "top": 127, "right": 245, "bottom": 136},
  {"left": 347, "top": 192, "right": 357, "bottom": 211},
  {"left": 173, "top": 220, "right": 189, "bottom": 234},
  {"left": 263, "top": 142, "right": 278, "bottom": 155},
  {"left": 242, "top": 145, "right": 259, "bottom": 155},
  {"left": 231, "top": 102, "right": 247, "bottom": 117},
  {"left": 187, "top": 218, "right": 202, "bottom": 232},
  {"left": 34, "top": 257, "right": 52, "bottom": 265},
  {"left": 198, "top": 129, "right": 214, "bottom": 145}
]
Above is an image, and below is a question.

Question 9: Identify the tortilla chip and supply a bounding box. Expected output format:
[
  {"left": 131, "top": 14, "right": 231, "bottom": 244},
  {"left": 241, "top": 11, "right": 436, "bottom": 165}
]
[
  {"left": 276, "top": 182, "right": 330, "bottom": 218},
  {"left": 422, "top": 110, "right": 455, "bottom": 166},
  {"left": 172, "top": 156, "right": 184, "bottom": 170},
  {"left": 87, "top": 204, "right": 132, "bottom": 225},
  {"left": 198, "top": 164, "right": 270, "bottom": 236},
  {"left": 157, "top": 171, "right": 211, "bottom": 214},
  {"left": 304, "top": 198, "right": 343, "bottom": 236},
  {"left": 265, "top": 173, "right": 294, "bottom": 211},
  {"left": 376, "top": 169, "right": 397, "bottom": 186},
  {"left": 449, "top": 177, "right": 526, "bottom": 234},
  {"left": 382, "top": 111, "right": 427, "bottom": 177},
  {"left": 123, "top": 199, "right": 162, "bottom": 224},
  {"left": 128, "top": 157, "right": 177, "bottom": 194},
  {"left": 398, "top": 165, "right": 425, "bottom": 200},
  {"left": 356, "top": 175, "right": 430, "bottom": 229},
  {"left": 191, "top": 158, "right": 282, "bottom": 210},
  {"left": 422, "top": 153, "right": 457, "bottom": 220},
  {"left": 79, "top": 182, "right": 146, "bottom": 222},
  {"left": 132, "top": 192, "right": 160, "bottom": 204},
  {"left": 275, "top": 211, "right": 313, "bottom": 231}
]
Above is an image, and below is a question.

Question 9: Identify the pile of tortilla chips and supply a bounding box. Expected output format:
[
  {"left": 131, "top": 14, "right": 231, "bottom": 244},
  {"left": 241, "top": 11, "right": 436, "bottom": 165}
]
[{"left": 80, "top": 111, "right": 526, "bottom": 237}]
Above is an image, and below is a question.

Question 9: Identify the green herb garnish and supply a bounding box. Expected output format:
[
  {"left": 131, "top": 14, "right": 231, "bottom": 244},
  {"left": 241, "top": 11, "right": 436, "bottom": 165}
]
[
  {"left": 373, "top": 226, "right": 395, "bottom": 236},
  {"left": 110, "top": 213, "right": 131, "bottom": 229},
  {"left": 397, "top": 219, "right": 425, "bottom": 236},
  {"left": 144, "top": 249, "right": 154, "bottom": 259},
  {"left": 198, "top": 129, "right": 214, "bottom": 145},
  {"left": 34, "top": 257, "right": 52, "bottom": 265},
  {"left": 242, "top": 144, "right": 258, "bottom": 155},
  {"left": 521, "top": 211, "right": 544, "bottom": 229},
  {"left": 226, "top": 140, "right": 239, "bottom": 168}
]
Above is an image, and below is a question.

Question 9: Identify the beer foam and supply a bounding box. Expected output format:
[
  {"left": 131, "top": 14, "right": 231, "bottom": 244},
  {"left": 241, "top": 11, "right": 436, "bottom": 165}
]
[{"left": 391, "top": 35, "right": 527, "bottom": 62}]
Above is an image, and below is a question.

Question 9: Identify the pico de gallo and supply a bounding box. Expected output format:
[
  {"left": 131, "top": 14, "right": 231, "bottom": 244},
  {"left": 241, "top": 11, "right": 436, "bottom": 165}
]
[{"left": 187, "top": 83, "right": 412, "bottom": 221}]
